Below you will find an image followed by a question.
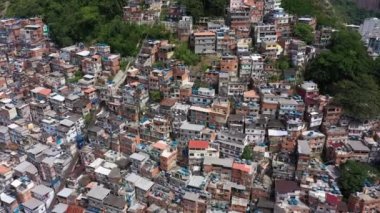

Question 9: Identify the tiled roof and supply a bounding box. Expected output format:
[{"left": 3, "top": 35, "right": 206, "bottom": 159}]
[
  {"left": 188, "top": 140, "right": 209, "bottom": 149},
  {"left": 38, "top": 88, "right": 52, "bottom": 96},
  {"left": 232, "top": 162, "right": 251, "bottom": 173},
  {"left": 0, "top": 165, "right": 10, "bottom": 175}
]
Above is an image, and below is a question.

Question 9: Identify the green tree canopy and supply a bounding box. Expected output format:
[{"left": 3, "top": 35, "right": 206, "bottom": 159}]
[
  {"left": 149, "top": 91, "right": 163, "bottom": 103},
  {"left": 305, "top": 29, "right": 372, "bottom": 92},
  {"left": 332, "top": 75, "right": 380, "bottom": 120},
  {"left": 178, "top": 0, "right": 227, "bottom": 21},
  {"left": 281, "top": 0, "right": 339, "bottom": 27},
  {"left": 173, "top": 42, "right": 200, "bottom": 66},
  {"left": 241, "top": 145, "right": 253, "bottom": 161},
  {"left": 339, "top": 161, "right": 379, "bottom": 198},
  {"left": 306, "top": 29, "right": 378, "bottom": 120},
  {"left": 331, "top": 0, "right": 380, "bottom": 25},
  {"left": 276, "top": 56, "right": 291, "bottom": 71},
  {"left": 294, "top": 23, "right": 314, "bottom": 44}
]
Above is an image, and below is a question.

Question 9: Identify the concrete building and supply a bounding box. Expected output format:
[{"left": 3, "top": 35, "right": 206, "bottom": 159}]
[
  {"left": 22, "top": 198, "right": 46, "bottom": 213},
  {"left": 191, "top": 31, "right": 216, "bottom": 54},
  {"left": 188, "top": 140, "right": 219, "bottom": 173},
  {"left": 31, "top": 185, "right": 54, "bottom": 209},
  {"left": 87, "top": 186, "right": 111, "bottom": 212},
  {"left": 182, "top": 192, "right": 208, "bottom": 212},
  {"left": 216, "top": 131, "right": 248, "bottom": 158}
]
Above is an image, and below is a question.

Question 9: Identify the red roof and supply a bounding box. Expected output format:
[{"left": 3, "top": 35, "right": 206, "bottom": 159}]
[
  {"left": 67, "top": 205, "right": 85, "bottom": 213},
  {"left": 326, "top": 193, "right": 339, "bottom": 206},
  {"left": 232, "top": 163, "right": 252, "bottom": 173},
  {"left": 0, "top": 165, "right": 10, "bottom": 175},
  {"left": 38, "top": 88, "right": 51, "bottom": 96},
  {"left": 188, "top": 140, "right": 209, "bottom": 149},
  {"left": 152, "top": 140, "right": 168, "bottom": 150}
]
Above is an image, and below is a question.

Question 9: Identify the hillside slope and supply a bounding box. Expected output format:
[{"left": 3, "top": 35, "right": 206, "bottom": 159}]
[
  {"left": 5, "top": 0, "right": 170, "bottom": 56},
  {"left": 331, "top": 0, "right": 380, "bottom": 24},
  {"left": 281, "top": 0, "right": 339, "bottom": 26},
  {"left": 0, "top": 0, "right": 9, "bottom": 17}
]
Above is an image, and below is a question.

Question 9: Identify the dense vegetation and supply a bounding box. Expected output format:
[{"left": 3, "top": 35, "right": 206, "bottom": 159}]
[
  {"left": 7, "top": 0, "right": 171, "bottom": 56},
  {"left": 178, "top": 0, "right": 228, "bottom": 21},
  {"left": 282, "top": 0, "right": 380, "bottom": 120},
  {"left": 293, "top": 23, "right": 314, "bottom": 44},
  {"left": 241, "top": 145, "right": 253, "bottom": 160},
  {"left": 282, "top": 0, "right": 380, "bottom": 25},
  {"left": 339, "top": 161, "right": 380, "bottom": 198},
  {"left": 306, "top": 29, "right": 380, "bottom": 120},
  {"left": 173, "top": 42, "right": 200, "bottom": 66},
  {"left": 281, "top": 0, "right": 339, "bottom": 27},
  {"left": 331, "top": 0, "right": 380, "bottom": 24},
  {"left": 149, "top": 91, "right": 163, "bottom": 103}
]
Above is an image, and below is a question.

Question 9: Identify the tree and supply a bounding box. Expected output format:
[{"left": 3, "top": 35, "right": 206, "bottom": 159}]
[
  {"left": 178, "top": 0, "right": 228, "bottom": 21},
  {"left": 174, "top": 42, "right": 200, "bottom": 66},
  {"left": 178, "top": 0, "right": 205, "bottom": 21},
  {"left": 373, "top": 56, "right": 380, "bottom": 82},
  {"left": 306, "top": 29, "right": 373, "bottom": 93},
  {"left": 281, "top": 0, "right": 339, "bottom": 27},
  {"left": 294, "top": 23, "right": 314, "bottom": 44},
  {"left": 149, "top": 91, "right": 162, "bottom": 103},
  {"left": 153, "top": 61, "right": 166, "bottom": 68},
  {"left": 84, "top": 113, "right": 94, "bottom": 126},
  {"left": 332, "top": 75, "right": 380, "bottom": 120},
  {"left": 305, "top": 29, "right": 379, "bottom": 120},
  {"left": 241, "top": 145, "right": 253, "bottom": 161},
  {"left": 339, "top": 161, "right": 379, "bottom": 198},
  {"left": 205, "top": 0, "right": 227, "bottom": 18},
  {"left": 276, "top": 56, "right": 291, "bottom": 71},
  {"left": 331, "top": 0, "right": 380, "bottom": 25}
]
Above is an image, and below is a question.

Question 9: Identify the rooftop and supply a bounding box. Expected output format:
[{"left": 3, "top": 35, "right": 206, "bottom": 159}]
[
  {"left": 0, "top": 193, "right": 15, "bottom": 204},
  {"left": 129, "top": 152, "right": 148, "bottom": 162},
  {"left": 347, "top": 140, "right": 370, "bottom": 152},
  {"left": 188, "top": 175, "right": 207, "bottom": 189},
  {"left": 14, "top": 161, "right": 37, "bottom": 174},
  {"left": 23, "top": 198, "right": 44, "bottom": 210},
  {"left": 27, "top": 144, "right": 49, "bottom": 155},
  {"left": 87, "top": 186, "right": 110, "bottom": 201},
  {"left": 298, "top": 140, "right": 311, "bottom": 155},
  {"left": 0, "top": 165, "right": 11, "bottom": 175},
  {"left": 275, "top": 180, "right": 300, "bottom": 194},
  {"left": 57, "top": 188, "right": 74, "bottom": 198},
  {"left": 194, "top": 31, "right": 215, "bottom": 36},
  {"left": 188, "top": 140, "right": 209, "bottom": 149},
  {"left": 31, "top": 184, "right": 53, "bottom": 196},
  {"left": 104, "top": 194, "right": 126, "bottom": 209},
  {"left": 183, "top": 192, "right": 200, "bottom": 202},
  {"left": 302, "top": 130, "right": 325, "bottom": 139},
  {"left": 152, "top": 140, "right": 169, "bottom": 150},
  {"left": 232, "top": 162, "right": 253, "bottom": 173},
  {"left": 126, "top": 172, "right": 154, "bottom": 191},
  {"left": 52, "top": 203, "right": 68, "bottom": 213},
  {"left": 203, "top": 157, "right": 234, "bottom": 168},
  {"left": 180, "top": 121, "right": 205, "bottom": 132}
]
